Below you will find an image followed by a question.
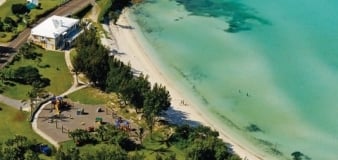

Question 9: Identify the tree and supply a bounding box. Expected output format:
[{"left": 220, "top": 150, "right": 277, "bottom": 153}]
[
  {"left": 11, "top": 4, "right": 29, "bottom": 15},
  {"left": 4, "top": 16, "right": 17, "bottom": 27},
  {"left": 54, "top": 146, "right": 68, "bottom": 160},
  {"left": 129, "top": 74, "right": 151, "bottom": 112},
  {"left": 111, "top": 0, "right": 132, "bottom": 13},
  {"left": 95, "top": 125, "right": 108, "bottom": 141},
  {"left": 143, "top": 83, "right": 171, "bottom": 136},
  {"left": 1, "top": 68, "right": 14, "bottom": 81},
  {"left": 164, "top": 153, "right": 176, "bottom": 160},
  {"left": 23, "top": 14, "right": 32, "bottom": 26},
  {"left": 81, "top": 144, "right": 128, "bottom": 160},
  {"left": 24, "top": 150, "right": 41, "bottom": 160},
  {"left": 0, "top": 135, "right": 34, "bottom": 159},
  {"left": 72, "top": 57, "right": 83, "bottom": 86},
  {"left": 69, "top": 129, "right": 93, "bottom": 146},
  {"left": 0, "top": 19, "right": 3, "bottom": 31},
  {"left": 129, "top": 151, "right": 146, "bottom": 160},
  {"left": 171, "top": 125, "right": 239, "bottom": 160},
  {"left": 55, "top": 147, "right": 80, "bottom": 160},
  {"left": 13, "top": 66, "right": 40, "bottom": 84},
  {"left": 74, "top": 28, "right": 109, "bottom": 88},
  {"left": 185, "top": 137, "right": 232, "bottom": 160},
  {"left": 18, "top": 43, "right": 39, "bottom": 60},
  {"left": 69, "top": 148, "right": 80, "bottom": 160},
  {"left": 105, "top": 58, "right": 133, "bottom": 93}
]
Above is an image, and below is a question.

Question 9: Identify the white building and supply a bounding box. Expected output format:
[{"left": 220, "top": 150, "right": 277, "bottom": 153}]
[{"left": 29, "top": 15, "right": 81, "bottom": 50}]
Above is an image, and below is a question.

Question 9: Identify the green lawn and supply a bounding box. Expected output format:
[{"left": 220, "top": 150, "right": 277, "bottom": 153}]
[
  {"left": 0, "top": 32, "right": 16, "bottom": 43},
  {"left": 69, "top": 48, "right": 77, "bottom": 63},
  {"left": 67, "top": 87, "right": 111, "bottom": 105},
  {"left": 0, "top": 0, "right": 60, "bottom": 23},
  {"left": 0, "top": 0, "right": 25, "bottom": 21},
  {"left": 1, "top": 81, "right": 32, "bottom": 100},
  {"left": 0, "top": 103, "right": 52, "bottom": 159},
  {"left": 0, "top": 103, "right": 46, "bottom": 141},
  {"left": 2, "top": 47, "right": 72, "bottom": 100},
  {"left": 28, "top": 0, "right": 60, "bottom": 20}
]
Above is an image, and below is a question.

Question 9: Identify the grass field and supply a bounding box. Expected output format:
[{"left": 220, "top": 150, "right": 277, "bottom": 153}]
[
  {"left": 0, "top": 32, "right": 16, "bottom": 43},
  {"left": 0, "top": 103, "right": 52, "bottom": 159},
  {"left": 0, "top": 103, "right": 46, "bottom": 141},
  {"left": 0, "top": 0, "right": 25, "bottom": 21},
  {"left": 2, "top": 47, "right": 72, "bottom": 100},
  {"left": 69, "top": 48, "right": 77, "bottom": 63},
  {"left": 28, "top": 0, "right": 60, "bottom": 20},
  {"left": 67, "top": 87, "right": 111, "bottom": 105}
]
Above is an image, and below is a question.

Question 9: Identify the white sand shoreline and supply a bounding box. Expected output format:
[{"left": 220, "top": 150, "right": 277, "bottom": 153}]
[{"left": 108, "top": 10, "right": 274, "bottom": 160}]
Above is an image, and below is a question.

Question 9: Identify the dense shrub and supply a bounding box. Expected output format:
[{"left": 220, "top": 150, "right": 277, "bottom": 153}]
[
  {"left": 11, "top": 4, "right": 30, "bottom": 15},
  {"left": 4, "top": 16, "right": 17, "bottom": 27}
]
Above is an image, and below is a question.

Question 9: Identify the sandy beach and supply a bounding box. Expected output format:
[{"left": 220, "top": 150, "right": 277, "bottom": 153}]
[{"left": 108, "top": 10, "right": 273, "bottom": 160}]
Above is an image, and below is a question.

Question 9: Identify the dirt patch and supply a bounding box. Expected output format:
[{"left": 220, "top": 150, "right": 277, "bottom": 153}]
[{"left": 12, "top": 111, "right": 26, "bottom": 122}]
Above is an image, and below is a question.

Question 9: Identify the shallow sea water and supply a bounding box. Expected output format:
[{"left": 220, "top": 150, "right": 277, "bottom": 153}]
[{"left": 129, "top": 0, "right": 338, "bottom": 159}]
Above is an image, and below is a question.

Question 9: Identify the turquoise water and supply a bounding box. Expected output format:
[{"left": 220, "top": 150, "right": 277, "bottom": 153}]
[{"left": 129, "top": 0, "right": 338, "bottom": 159}]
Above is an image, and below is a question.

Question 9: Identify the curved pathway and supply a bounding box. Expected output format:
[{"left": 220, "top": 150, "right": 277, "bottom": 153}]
[{"left": 31, "top": 50, "right": 90, "bottom": 148}]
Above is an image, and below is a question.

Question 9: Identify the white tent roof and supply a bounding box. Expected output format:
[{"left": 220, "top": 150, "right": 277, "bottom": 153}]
[
  {"left": 27, "top": 0, "right": 39, "bottom": 6},
  {"left": 31, "top": 15, "right": 79, "bottom": 38}
]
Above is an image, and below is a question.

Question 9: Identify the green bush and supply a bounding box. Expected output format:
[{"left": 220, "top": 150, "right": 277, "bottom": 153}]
[{"left": 11, "top": 3, "right": 29, "bottom": 15}]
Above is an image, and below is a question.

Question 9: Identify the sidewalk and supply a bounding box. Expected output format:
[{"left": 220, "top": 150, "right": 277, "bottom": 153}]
[{"left": 0, "top": 94, "right": 30, "bottom": 110}]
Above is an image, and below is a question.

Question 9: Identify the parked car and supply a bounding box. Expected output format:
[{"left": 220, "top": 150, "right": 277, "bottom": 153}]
[{"left": 31, "top": 144, "right": 52, "bottom": 156}]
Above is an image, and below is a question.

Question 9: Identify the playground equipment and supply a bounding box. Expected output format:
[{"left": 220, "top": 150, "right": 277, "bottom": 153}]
[
  {"left": 76, "top": 108, "right": 85, "bottom": 115},
  {"left": 115, "top": 117, "right": 130, "bottom": 132},
  {"left": 51, "top": 97, "right": 63, "bottom": 115},
  {"left": 95, "top": 117, "right": 103, "bottom": 128},
  {"left": 51, "top": 96, "right": 71, "bottom": 116},
  {"left": 55, "top": 99, "right": 60, "bottom": 115}
]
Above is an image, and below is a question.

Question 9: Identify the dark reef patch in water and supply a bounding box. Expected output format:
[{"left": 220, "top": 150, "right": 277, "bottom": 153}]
[
  {"left": 212, "top": 111, "right": 241, "bottom": 130},
  {"left": 174, "top": 0, "right": 270, "bottom": 33},
  {"left": 246, "top": 123, "right": 263, "bottom": 132},
  {"left": 254, "top": 138, "right": 284, "bottom": 157}
]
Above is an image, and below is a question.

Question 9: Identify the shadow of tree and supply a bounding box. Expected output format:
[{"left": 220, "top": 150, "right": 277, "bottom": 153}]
[
  {"left": 164, "top": 107, "right": 201, "bottom": 127},
  {"left": 116, "top": 24, "right": 135, "bottom": 30}
]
